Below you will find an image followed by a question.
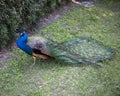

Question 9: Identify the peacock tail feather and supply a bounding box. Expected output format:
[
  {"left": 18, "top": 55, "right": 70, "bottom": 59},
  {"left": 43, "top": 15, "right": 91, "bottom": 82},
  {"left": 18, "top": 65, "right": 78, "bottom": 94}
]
[{"left": 27, "top": 36, "right": 115, "bottom": 64}]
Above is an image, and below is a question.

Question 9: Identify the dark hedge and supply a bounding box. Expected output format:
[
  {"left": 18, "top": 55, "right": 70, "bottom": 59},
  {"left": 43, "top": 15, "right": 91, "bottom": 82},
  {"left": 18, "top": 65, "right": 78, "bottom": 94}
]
[{"left": 0, "top": 0, "right": 70, "bottom": 49}]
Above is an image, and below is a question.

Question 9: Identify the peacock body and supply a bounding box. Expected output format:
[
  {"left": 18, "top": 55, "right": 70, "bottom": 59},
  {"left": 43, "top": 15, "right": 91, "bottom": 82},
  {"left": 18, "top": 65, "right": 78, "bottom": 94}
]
[{"left": 16, "top": 31, "right": 114, "bottom": 65}]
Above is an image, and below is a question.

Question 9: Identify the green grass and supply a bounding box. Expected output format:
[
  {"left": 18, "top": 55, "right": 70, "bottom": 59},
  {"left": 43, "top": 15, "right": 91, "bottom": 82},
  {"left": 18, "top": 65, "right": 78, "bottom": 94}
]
[{"left": 0, "top": 1, "right": 120, "bottom": 96}]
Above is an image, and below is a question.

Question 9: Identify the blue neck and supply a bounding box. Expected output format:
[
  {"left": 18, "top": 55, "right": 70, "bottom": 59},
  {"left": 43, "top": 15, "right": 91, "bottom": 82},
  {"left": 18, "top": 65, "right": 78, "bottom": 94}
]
[{"left": 16, "top": 32, "right": 33, "bottom": 55}]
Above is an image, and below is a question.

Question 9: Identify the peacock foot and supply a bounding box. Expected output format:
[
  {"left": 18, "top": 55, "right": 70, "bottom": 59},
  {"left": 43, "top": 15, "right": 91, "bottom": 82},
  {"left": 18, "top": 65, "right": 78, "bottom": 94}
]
[
  {"left": 29, "top": 63, "right": 36, "bottom": 67},
  {"left": 28, "top": 57, "right": 36, "bottom": 67}
]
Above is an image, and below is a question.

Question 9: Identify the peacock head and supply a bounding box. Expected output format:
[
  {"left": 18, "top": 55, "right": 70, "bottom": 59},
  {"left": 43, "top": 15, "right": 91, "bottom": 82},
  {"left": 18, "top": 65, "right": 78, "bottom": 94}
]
[{"left": 16, "top": 29, "right": 27, "bottom": 36}]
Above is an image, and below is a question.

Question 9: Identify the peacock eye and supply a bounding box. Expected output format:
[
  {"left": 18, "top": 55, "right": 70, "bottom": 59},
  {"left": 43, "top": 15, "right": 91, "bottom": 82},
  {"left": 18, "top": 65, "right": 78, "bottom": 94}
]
[{"left": 20, "top": 33, "right": 24, "bottom": 36}]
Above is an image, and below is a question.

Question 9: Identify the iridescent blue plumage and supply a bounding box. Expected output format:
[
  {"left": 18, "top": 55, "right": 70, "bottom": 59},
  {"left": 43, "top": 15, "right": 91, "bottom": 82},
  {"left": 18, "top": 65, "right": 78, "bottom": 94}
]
[
  {"left": 16, "top": 31, "right": 33, "bottom": 55},
  {"left": 16, "top": 31, "right": 51, "bottom": 66}
]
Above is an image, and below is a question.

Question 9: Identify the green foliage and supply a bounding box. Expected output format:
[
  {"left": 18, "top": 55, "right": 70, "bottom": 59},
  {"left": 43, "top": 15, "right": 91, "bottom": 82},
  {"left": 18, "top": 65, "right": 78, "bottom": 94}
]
[
  {"left": 0, "top": 25, "right": 9, "bottom": 49},
  {"left": 0, "top": 0, "right": 120, "bottom": 96},
  {"left": 0, "top": 0, "right": 70, "bottom": 50}
]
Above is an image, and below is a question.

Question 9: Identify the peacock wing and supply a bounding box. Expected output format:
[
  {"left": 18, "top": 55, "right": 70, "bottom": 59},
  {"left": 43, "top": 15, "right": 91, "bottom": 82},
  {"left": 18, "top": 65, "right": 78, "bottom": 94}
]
[{"left": 27, "top": 36, "right": 50, "bottom": 55}]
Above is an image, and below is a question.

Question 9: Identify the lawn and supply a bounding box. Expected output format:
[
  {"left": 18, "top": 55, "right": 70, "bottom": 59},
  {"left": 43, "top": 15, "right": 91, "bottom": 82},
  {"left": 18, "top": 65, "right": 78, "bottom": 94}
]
[{"left": 0, "top": 1, "right": 120, "bottom": 96}]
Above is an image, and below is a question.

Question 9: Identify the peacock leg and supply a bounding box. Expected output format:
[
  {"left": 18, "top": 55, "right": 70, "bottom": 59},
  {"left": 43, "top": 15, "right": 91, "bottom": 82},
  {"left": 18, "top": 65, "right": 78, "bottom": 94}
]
[{"left": 30, "top": 56, "right": 36, "bottom": 66}]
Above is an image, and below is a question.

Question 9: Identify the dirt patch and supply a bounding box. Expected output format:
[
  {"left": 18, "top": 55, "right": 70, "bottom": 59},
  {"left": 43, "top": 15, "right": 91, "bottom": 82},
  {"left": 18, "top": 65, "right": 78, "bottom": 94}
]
[
  {"left": 0, "top": 49, "right": 8, "bottom": 69},
  {"left": 34, "top": 5, "right": 72, "bottom": 30},
  {"left": 0, "top": 50, "right": 8, "bottom": 62}
]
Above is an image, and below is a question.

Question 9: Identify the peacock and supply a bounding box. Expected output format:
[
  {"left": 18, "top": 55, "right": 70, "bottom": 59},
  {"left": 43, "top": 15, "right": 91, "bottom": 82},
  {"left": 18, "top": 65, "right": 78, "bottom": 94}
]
[{"left": 16, "top": 30, "right": 115, "bottom": 66}]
